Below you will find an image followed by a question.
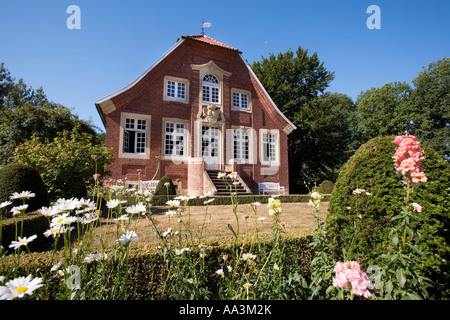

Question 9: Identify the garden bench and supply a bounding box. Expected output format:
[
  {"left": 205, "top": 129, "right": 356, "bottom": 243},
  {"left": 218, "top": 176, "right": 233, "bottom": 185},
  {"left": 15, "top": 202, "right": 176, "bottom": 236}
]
[
  {"left": 140, "top": 180, "right": 159, "bottom": 192},
  {"left": 258, "top": 182, "right": 285, "bottom": 195}
]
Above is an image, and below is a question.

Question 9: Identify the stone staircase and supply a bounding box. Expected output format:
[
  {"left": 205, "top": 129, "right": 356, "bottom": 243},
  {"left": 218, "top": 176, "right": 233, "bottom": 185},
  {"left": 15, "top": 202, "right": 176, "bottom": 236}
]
[{"left": 206, "top": 170, "right": 252, "bottom": 196}]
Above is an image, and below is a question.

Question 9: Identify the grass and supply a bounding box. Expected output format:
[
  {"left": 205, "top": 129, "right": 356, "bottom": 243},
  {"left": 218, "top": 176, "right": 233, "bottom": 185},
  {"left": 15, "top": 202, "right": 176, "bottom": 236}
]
[{"left": 80, "top": 202, "right": 328, "bottom": 250}]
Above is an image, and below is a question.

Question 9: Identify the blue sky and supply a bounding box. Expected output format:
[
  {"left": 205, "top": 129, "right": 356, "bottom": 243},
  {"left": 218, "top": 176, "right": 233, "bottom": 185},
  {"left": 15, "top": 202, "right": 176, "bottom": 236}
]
[{"left": 0, "top": 0, "right": 449, "bottom": 131}]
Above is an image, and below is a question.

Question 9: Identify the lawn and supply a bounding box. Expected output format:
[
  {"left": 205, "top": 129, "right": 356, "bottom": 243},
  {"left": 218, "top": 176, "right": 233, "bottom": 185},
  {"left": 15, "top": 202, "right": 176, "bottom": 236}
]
[{"left": 84, "top": 201, "right": 328, "bottom": 249}]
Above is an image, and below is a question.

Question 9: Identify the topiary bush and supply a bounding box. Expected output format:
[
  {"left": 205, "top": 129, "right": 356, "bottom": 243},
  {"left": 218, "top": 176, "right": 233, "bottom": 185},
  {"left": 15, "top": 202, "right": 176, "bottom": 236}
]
[
  {"left": 154, "top": 176, "right": 177, "bottom": 196},
  {"left": 318, "top": 180, "right": 334, "bottom": 194},
  {"left": 0, "top": 163, "right": 50, "bottom": 217},
  {"left": 326, "top": 136, "right": 450, "bottom": 296}
]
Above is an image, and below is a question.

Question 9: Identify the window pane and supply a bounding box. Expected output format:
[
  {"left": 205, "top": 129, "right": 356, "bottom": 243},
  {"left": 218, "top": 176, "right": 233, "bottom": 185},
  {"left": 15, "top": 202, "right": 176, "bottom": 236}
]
[
  {"left": 137, "top": 119, "right": 146, "bottom": 130},
  {"left": 233, "top": 92, "right": 240, "bottom": 108},
  {"left": 202, "top": 86, "right": 210, "bottom": 102},
  {"left": 136, "top": 132, "right": 146, "bottom": 153},
  {"left": 125, "top": 118, "right": 135, "bottom": 129},
  {"left": 167, "top": 81, "right": 175, "bottom": 97},
  {"left": 203, "top": 74, "right": 219, "bottom": 84},
  {"left": 241, "top": 94, "right": 248, "bottom": 109},
  {"left": 177, "top": 83, "right": 186, "bottom": 99},
  {"left": 211, "top": 87, "right": 219, "bottom": 103}
]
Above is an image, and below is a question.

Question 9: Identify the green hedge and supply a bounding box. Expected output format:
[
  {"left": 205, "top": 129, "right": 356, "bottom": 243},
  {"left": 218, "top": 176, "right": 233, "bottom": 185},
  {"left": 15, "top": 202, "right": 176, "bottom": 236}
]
[
  {"left": 1, "top": 234, "right": 315, "bottom": 300},
  {"left": 1, "top": 212, "right": 51, "bottom": 253},
  {"left": 150, "top": 194, "right": 331, "bottom": 206}
]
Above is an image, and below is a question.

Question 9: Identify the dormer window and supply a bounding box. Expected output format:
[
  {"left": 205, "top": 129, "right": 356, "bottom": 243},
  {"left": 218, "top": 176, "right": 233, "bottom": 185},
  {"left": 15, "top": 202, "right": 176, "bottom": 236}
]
[{"left": 202, "top": 74, "right": 220, "bottom": 103}]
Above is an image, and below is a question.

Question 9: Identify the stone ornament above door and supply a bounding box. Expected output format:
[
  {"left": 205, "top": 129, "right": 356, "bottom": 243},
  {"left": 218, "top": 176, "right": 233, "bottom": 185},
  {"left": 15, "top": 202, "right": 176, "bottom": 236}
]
[{"left": 201, "top": 104, "right": 224, "bottom": 125}]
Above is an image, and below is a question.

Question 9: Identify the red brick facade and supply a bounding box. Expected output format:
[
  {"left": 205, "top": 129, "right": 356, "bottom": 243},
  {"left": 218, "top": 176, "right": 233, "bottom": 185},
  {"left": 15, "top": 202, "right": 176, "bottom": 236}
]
[{"left": 95, "top": 35, "right": 296, "bottom": 195}]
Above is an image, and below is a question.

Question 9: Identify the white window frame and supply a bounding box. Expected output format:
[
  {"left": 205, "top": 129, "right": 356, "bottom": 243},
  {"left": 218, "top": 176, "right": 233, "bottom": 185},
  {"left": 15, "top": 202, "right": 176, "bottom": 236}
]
[
  {"left": 119, "top": 113, "right": 151, "bottom": 160},
  {"left": 233, "top": 128, "right": 250, "bottom": 161},
  {"left": 202, "top": 74, "right": 220, "bottom": 104},
  {"left": 161, "top": 118, "right": 189, "bottom": 160},
  {"left": 231, "top": 89, "right": 251, "bottom": 112},
  {"left": 259, "top": 129, "right": 280, "bottom": 165},
  {"left": 164, "top": 76, "right": 189, "bottom": 103}
]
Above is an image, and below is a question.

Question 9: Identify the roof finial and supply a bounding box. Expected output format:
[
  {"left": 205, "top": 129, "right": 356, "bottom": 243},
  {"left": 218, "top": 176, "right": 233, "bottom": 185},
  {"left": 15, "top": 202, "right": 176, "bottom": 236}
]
[{"left": 201, "top": 19, "right": 212, "bottom": 35}]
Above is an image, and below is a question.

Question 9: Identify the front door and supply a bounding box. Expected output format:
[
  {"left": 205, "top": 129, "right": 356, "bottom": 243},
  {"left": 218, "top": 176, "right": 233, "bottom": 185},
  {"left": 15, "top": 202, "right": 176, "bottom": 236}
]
[{"left": 202, "top": 126, "right": 220, "bottom": 170}]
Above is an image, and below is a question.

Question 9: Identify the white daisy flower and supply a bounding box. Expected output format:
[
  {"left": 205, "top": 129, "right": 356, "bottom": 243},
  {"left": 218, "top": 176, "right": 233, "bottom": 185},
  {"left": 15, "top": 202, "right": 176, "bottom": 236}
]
[
  {"left": 117, "top": 230, "right": 138, "bottom": 245},
  {"left": 8, "top": 235, "right": 38, "bottom": 250},
  {"left": 38, "top": 206, "right": 60, "bottom": 217},
  {"left": 352, "top": 188, "right": 366, "bottom": 195},
  {"left": 125, "top": 203, "right": 146, "bottom": 215},
  {"left": 50, "top": 259, "right": 64, "bottom": 272},
  {"left": 106, "top": 199, "right": 126, "bottom": 209},
  {"left": 166, "top": 200, "right": 180, "bottom": 207},
  {"left": 227, "top": 172, "right": 238, "bottom": 180},
  {"left": 0, "top": 201, "right": 12, "bottom": 209},
  {"left": 243, "top": 282, "right": 253, "bottom": 289},
  {"left": 115, "top": 214, "right": 129, "bottom": 222},
  {"left": 43, "top": 226, "right": 74, "bottom": 238},
  {"left": 9, "top": 191, "right": 35, "bottom": 201},
  {"left": 165, "top": 210, "right": 177, "bottom": 217},
  {"left": 10, "top": 205, "right": 28, "bottom": 216},
  {"left": 241, "top": 253, "right": 257, "bottom": 261},
  {"left": 83, "top": 253, "right": 107, "bottom": 263},
  {"left": 162, "top": 228, "right": 173, "bottom": 237},
  {"left": 250, "top": 202, "right": 261, "bottom": 208},
  {"left": 51, "top": 213, "right": 76, "bottom": 226},
  {"left": 217, "top": 172, "right": 226, "bottom": 179},
  {"left": 0, "top": 275, "right": 43, "bottom": 300}
]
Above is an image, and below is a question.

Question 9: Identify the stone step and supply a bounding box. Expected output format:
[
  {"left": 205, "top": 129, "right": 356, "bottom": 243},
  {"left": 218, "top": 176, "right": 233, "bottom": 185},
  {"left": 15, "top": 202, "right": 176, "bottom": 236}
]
[{"left": 205, "top": 170, "right": 252, "bottom": 195}]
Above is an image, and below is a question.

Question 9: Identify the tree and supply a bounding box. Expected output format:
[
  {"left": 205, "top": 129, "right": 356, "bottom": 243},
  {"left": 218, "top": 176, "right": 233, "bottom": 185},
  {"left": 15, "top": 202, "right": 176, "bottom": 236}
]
[
  {"left": 289, "top": 93, "right": 355, "bottom": 189},
  {"left": 352, "top": 81, "right": 412, "bottom": 150},
  {"left": 408, "top": 58, "right": 449, "bottom": 158},
  {"left": 11, "top": 127, "right": 113, "bottom": 200},
  {"left": 251, "top": 46, "right": 335, "bottom": 120},
  {"left": 0, "top": 62, "right": 102, "bottom": 164},
  {"left": 351, "top": 59, "right": 449, "bottom": 158},
  {"left": 251, "top": 47, "right": 354, "bottom": 193}
]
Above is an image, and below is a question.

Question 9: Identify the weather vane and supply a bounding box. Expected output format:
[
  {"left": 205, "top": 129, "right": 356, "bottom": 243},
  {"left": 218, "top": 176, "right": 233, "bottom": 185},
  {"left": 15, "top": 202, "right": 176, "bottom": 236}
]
[{"left": 201, "top": 19, "right": 212, "bottom": 35}]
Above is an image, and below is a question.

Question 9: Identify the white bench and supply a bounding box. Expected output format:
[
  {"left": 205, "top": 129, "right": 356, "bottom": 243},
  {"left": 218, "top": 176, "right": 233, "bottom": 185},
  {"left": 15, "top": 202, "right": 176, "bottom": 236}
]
[
  {"left": 140, "top": 180, "right": 160, "bottom": 192},
  {"left": 258, "top": 182, "right": 285, "bottom": 195}
]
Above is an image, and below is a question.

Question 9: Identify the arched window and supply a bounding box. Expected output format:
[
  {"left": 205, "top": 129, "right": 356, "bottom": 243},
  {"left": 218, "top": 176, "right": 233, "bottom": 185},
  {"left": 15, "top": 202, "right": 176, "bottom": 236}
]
[{"left": 202, "top": 74, "right": 220, "bottom": 103}]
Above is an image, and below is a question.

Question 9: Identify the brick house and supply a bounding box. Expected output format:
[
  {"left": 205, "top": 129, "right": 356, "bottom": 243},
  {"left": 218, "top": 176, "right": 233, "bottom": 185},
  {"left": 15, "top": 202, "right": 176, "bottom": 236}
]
[{"left": 95, "top": 35, "right": 296, "bottom": 196}]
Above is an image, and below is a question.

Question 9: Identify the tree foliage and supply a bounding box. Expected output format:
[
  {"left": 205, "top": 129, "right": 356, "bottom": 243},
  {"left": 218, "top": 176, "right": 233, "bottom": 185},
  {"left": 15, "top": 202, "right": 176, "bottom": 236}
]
[
  {"left": 408, "top": 58, "right": 449, "bottom": 158},
  {"left": 10, "top": 127, "right": 113, "bottom": 200},
  {"left": 0, "top": 62, "right": 102, "bottom": 164},
  {"left": 352, "top": 81, "right": 412, "bottom": 150},
  {"left": 353, "top": 58, "right": 449, "bottom": 158},
  {"left": 252, "top": 47, "right": 354, "bottom": 192}
]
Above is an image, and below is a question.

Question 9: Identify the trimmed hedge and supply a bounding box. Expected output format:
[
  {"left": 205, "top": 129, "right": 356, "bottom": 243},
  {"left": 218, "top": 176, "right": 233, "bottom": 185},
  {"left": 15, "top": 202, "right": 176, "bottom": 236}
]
[
  {"left": 0, "top": 163, "right": 50, "bottom": 216},
  {"left": 1, "top": 212, "right": 51, "bottom": 253},
  {"left": 150, "top": 194, "right": 331, "bottom": 206},
  {"left": 154, "top": 176, "right": 177, "bottom": 196},
  {"left": 1, "top": 234, "right": 315, "bottom": 300},
  {"left": 318, "top": 180, "right": 334, "bottom": 194}
]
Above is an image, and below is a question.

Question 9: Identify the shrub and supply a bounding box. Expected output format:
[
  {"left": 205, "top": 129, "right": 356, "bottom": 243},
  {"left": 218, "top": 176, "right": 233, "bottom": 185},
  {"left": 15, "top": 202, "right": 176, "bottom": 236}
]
[
  {"left": 326, "top": 135, "right": 450, "bottom": 296},
  {"left": 0, "top": 163, "right": 50, "bottom": 216},
  {"left": 149, "top": 194, "right": 331, "bottom": 206},
  {"left": 318, "top": 180, "right": 334, "bottom": 194},
  {"left": 11, "top": 127, "right": 114, "bottom": 200},
  {"left": 1, "top": 212, "right": 51, "bottom": 253},
  {"left": 0, "top": 235, "right": 315, "bottom": 300},
  {"left": 154, "top": 176, "right": 177, "bottom": 196}
]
